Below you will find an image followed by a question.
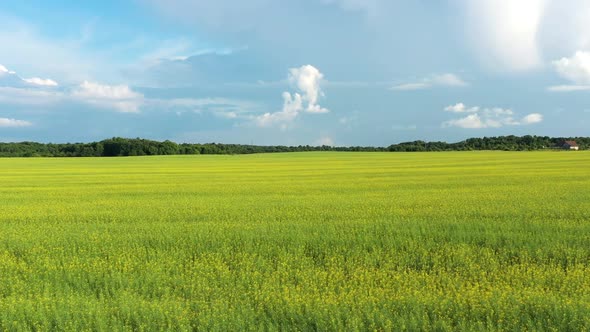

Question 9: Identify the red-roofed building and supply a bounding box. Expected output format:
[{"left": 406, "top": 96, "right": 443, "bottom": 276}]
[{"left": 562, "top": 141, "right": 579, "bottom": 151}]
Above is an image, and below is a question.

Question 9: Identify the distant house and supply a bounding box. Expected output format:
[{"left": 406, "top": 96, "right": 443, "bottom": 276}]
[{"left": 562, "top": 141, "right": 579, "bottom": 151}]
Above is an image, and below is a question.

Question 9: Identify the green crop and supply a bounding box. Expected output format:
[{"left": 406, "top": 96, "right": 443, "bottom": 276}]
[{"left": 1, "top": 152, "right": 589, "bottom": 331}]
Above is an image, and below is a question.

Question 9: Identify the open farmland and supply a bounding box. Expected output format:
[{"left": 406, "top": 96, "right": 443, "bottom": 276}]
[{"left": 1, "top": 152, "right": 590, "bottom": 331}]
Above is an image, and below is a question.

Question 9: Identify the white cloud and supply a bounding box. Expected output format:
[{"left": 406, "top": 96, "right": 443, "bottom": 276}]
[
  {"left": 444, "top": 113, "right": 486, "bottom": 129},
  {"left": 0, "top": 63, "right": 59, "bottom": 88},
  {"left": 73, "top": 81, "right": 142, "bottom": 100},
  {"left": 548, "top": 51, "right": 590, "bottom": 91},
  {"left": 463, "top": 1, "right": 590, "bottom": 72},
  {"left": 443, "top": 102, "right": 543, "bottom": 129},
  {"left": 288, "top": 65, "right": 329, "bottom": 114},
  {"left": 71, "top": 81, "right": 144, "bottom": 113},
  {"left": 521, "top": 113, "right": 544, "bottom": 124},
  {"left": 0, "top": 65, "right": 16, "bottom": 75},
  {"left": 255, "top": 65, "right": 329, "bottom": 128},
  {"left": 0, "top": 117, "right": 32, "bottom": 128},
  {"left": 139, "top": 38, "right": 195, "bottom": 65},
  {"left": 391, "top": 73, "right": 467, "bottom": 91},
  {"left": 552, "top": 51, "right": 590, "bottom": 84},
  {"left": 463, "top": 0, "right": 546, "bottom": 71},
  {"left": 444, "top": 103, "right": 479, "bottom": 113},
  {"left": 255, "top": 92, "right": 302, "bottom": 129},
  {"left": 22, "top": 77, "right": 59, "bottom": 87}
]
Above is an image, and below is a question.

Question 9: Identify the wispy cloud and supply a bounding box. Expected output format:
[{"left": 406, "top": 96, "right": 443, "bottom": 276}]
[
  {"left": 0, "top": 14, "right": 109, "bottom": 82},
  {"left": 547, "top": 85, "right": 590, "bottom": 92},
  {"left": 0, "top": 63, "right": 59, "bottom": 88},
  {"left": 22, "top": 77, "right": 59, "bottom": 87},
  {"left": 391, "top": 73, "right": 468, "bottom": 91},
  {"left": 391, "top": 82, "right": 431, "bottom": 91}
]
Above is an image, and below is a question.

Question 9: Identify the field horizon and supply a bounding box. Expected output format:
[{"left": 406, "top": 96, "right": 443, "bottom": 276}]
[
  {"left": 2, "top": 151, "right": 590, "bottom": 330},
  {"left": 0, "top": 135, "right": 587, "bottom": 157}
]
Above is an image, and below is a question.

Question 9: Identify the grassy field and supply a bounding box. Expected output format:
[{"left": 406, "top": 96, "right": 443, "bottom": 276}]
[{"left": 1, "top": 152, "right": 590, "bottom": 331}]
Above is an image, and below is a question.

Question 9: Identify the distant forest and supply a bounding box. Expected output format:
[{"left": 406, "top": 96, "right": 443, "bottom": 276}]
[{"left": 0, "top": 136, "right": 587, "bottom": 157}]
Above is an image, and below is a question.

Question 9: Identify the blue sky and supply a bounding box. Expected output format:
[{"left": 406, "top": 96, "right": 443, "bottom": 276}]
[{"left": 0, "top": 0, "right": 589, "bottom": 146}]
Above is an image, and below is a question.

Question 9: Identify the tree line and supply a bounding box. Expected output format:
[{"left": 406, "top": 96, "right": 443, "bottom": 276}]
[
  {"left": 0, "top": 136, "right": 586, "bottom": 157},
  {"left": 387, "top": 136, "right": 588, "bottom": 152}
]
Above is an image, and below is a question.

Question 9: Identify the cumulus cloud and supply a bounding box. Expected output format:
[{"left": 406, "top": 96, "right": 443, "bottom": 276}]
[
  {"left": 553, "top": 51, "right": 590, "bottom": 84},
  {"left": 547, "top": 51, "right": 590, "bottom": 91},
  {"left": 391, "top": 73, "right": 467, "bottom": 91},
  {"left": 255, "top": 92, "right": 302, "bottom": 129},
  {"left": 521, "top": 113, "right": 544, "bottom": 124},
  {"left": 0, "top": 117, "right": 32, "bottom": 127},
  {"left": 444, "top": 114, "right": 487, "bottom": 129},
  {"left": 288, "top": 65, "right": 329, "bottom": 114},
  {"left": 443, "top": 103, "right": 543, "bottom": 129},
  {"left": 255, "top": 65, "right": 329, "bottom": 128},
  {"left": 71, "top": 81, "right": 144, "bottom": 113}
]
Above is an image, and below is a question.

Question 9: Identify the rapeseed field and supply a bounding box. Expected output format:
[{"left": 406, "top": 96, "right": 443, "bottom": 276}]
[{"left": 1, "top": 152, "right": 589, "bottom": 331}]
